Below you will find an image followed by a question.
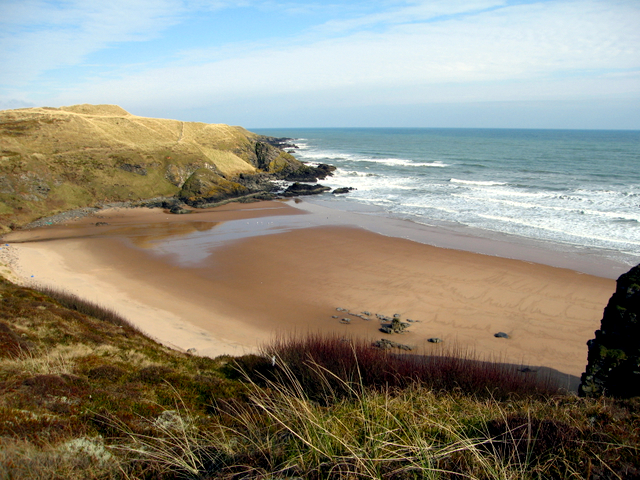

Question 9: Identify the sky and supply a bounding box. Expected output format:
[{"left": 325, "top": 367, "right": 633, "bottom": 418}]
[{"left": 1, "top": 0, "right": 639, "bottom": 129}]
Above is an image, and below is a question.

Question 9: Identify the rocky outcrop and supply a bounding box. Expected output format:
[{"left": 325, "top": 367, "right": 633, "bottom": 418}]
[
  {"left": 284, "top": 164, "right": 336, "bottom": 182},
  {"left": 579, "top": 264, "right": 640, "bottom": 398},
  {"left": 380, "top": 317, "right": 410, "bottom": 334},
  {"left": 259, "top": 136, "right": 299, "bottom": 150},
  {"left": 178, "top": 168, "right": 249, "bottom": 205},
  {"left": 117, "top": 163, "right": 147, "bottom": 176},
  {"left": 254, "top": 142, "right": 335, "bottom": 182},
  {"left": 254, "top": 142, "right": 301, "bottom": 176},
  {"left": 282, "top": 183, "right": 331, "bottom": 197}
]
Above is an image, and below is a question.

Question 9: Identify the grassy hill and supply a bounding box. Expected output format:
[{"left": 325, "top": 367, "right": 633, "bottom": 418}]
[
  {"left": 0, "top": 104, "right": 302, "bottom": 232},
  {"left": 1, "top": 276, "right": 639, "bottom": 479}
]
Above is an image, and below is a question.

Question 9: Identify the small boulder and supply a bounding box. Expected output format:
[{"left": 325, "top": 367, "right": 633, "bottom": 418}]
[
  {"left": 332, "top": 187, "right": 354, "bottom": 195},
  {"left": 169, "top": 205, "right": 191, "bottom": 214},
  {"left": 494, "top": 332, "right": 510, "bottom": 339},
  {"left": 427, "top": 337, "right": 443, "bottom": 343},
  {"left": 372, "top": 339, "right": 413, "bottom": 350}
]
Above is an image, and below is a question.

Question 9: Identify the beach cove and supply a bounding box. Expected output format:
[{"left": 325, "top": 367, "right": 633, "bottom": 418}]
[{"left": 1, "top": 199, "right": 619, "bottom": 384}]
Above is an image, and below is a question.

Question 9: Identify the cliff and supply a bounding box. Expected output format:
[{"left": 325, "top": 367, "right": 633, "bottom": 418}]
[
  {"left": 0, "top": 104, "right": 313, "bottom": 231},
  {"left": 579, "top": 264, "right": 640, "bottom": 398}
]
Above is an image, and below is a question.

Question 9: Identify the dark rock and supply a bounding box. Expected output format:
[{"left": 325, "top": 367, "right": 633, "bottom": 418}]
[
  {"left": 254, "top": 142, "right": 303, "bottom": 177},
  {"left": 380, "top": 317, "right": 410, "bottom": 334},
  {"left": 259, "top": 136, "right": 299, "bottom": 150},
  {"left": 282, "top": 182, "right": 331, "bottom": 197},
  {"left": 169, "top": 205, "right": 191, "bottom": 214},
  {"left": 313, "top": 164, "right": 337, "bottom": 179},
  {"left": 144, "top": 199, "right": 179, "bottom": 209},
  {"left": 494, "top": 332, "right": 510, "bottom": 339},
  {"left": 95, "top": 221, "right": 109, "bottom": 226},
  {"left": 372, "top": 339, "right": 413, "bottom": 351},
  {"left": 255, "top": 142, "right": 284, "bottom": 171},
  {"left": 179, "top": 168, "right": 249, "bottom": 205},
  {"left": 284, "top": 164, "right": 336, "bottom": 182},
  {"left": 332, "top": 187, "right": 354, "bottom": 194},
  {"left": 579, "top": 264, "right": 640, "bottom": 398},
  {"left": 238, "top": 192, "right": 277, "bottom": 202},
  {"left": 427, "top": 337, "right": 443, "bottom": 343},
  {"left": 340, "top": 318, "right": 351, "bottom": 324},
  {"left": 118, "top": 163, "right": 147, "bottom": 175},
  {"left": 236, "top": 172, "right": 278, "bottom": 192}
]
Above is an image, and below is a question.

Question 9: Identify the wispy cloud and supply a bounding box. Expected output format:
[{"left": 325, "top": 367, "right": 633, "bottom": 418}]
[
  {"left": 53, "top": 1, "right": 640, "bottom": 100},
  {"left": 0, "top": 0, "right": 193, "bottom": 85},
  {"left": 312, "top": 0, "right": 508, "bottom": 34},
  {"left": 1, "top": 0, "right": 639, "bottom": 127}
]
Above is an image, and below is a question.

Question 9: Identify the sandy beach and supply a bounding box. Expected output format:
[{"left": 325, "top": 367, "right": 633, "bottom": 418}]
[{"left": 1, "top": 200, "right": 617, "bottom": 381}]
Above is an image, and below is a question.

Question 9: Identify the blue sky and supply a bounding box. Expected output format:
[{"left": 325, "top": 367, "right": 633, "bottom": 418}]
[{"left": 1, "top": 0, "right": 639, "bottom": 128}]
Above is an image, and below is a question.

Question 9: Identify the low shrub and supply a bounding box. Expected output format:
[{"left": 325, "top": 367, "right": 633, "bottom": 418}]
[{"left": 239, "top": 333, "right": 561, "bottom": 403}]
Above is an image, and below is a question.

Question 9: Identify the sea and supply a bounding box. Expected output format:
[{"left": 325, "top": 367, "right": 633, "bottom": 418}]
[{"left": 253, "top": 128, "right": 640, "bottom": 270}]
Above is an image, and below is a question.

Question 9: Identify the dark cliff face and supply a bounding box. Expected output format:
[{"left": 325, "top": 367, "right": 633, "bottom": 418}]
[{"left": 579, "top": 264, "right": 640, "bottom": 398}]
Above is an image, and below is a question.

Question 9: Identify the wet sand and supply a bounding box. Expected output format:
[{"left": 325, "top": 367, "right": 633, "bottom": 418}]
[{"left": 1, "top": 200, "right": 616, "bottom": 379}]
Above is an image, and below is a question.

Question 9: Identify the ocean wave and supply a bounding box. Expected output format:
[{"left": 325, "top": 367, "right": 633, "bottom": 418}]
[
  {"left": 476, "top": 213, "right": 640, "bottom": 247},
  {"left": 335, "top": 170, "right": 380, "bottom": 178},
  {"left": 351, "top": 158, "right": 449, "bottom": 168},
  {"left": 454, "top": 195, "right": 640, "bottom": 221},
  {"left": 298, "top": 151, "right": 356, "bottom": 161},
  {"left": 450, "top": 178, "right": 506, "bottom": 186}
]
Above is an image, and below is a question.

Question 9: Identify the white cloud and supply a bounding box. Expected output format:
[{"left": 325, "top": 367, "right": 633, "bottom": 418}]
[
  {"left": 0, "top": 0, "right": 192, "bottom": 85},
  {"left": 49, "top": 0, "right": 640, "bottom": 109}
]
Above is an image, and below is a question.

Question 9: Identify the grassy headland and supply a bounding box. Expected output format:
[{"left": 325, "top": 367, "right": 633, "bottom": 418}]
[
  {"left": 0, "top": 276, "right": 638, "bottom": 479},
  {"left": 0, "top": 104, "right": 317, "bottom": 232}
]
